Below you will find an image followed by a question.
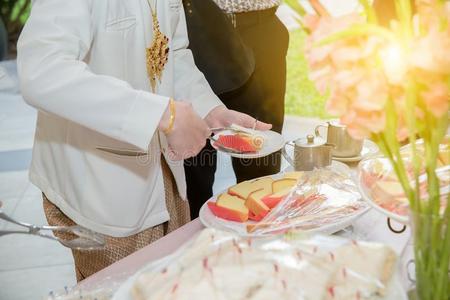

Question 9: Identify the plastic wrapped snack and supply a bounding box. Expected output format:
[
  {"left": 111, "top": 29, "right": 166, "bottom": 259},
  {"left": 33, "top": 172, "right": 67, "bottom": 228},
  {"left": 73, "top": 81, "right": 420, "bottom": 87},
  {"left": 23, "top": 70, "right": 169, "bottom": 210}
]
[
  {"left": 126, "top": 229, "right": 401, "bottom": 300},
  {"left": 202, "top": 167, "right": 368, "bottom": 236},
  {"left": 247, "top": 167, "right": 368, "bottom": 235}
]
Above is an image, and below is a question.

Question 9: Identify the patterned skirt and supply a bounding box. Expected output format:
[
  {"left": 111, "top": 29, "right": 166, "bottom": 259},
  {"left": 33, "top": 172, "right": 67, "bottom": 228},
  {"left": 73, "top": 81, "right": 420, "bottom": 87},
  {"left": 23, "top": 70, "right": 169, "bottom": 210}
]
[{"left": 43, "top": 159, "right": 190, "bottom": 282}]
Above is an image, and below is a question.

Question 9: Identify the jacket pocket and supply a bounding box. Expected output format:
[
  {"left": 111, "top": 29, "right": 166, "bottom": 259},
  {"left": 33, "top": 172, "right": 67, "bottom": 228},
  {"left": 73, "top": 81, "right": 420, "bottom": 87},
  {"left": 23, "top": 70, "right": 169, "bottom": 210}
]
[
  {"left": 106, "top": 16, "right": 137, "bottom": 32},
  {"left": 95, "top": 15, "right": 136, "bottom": 79},
  {"left": 104, "top": 0, "right": 137, "bottom": 32},
  {"left": 169, "top": 0, "right": 182, "bottom": 11}
]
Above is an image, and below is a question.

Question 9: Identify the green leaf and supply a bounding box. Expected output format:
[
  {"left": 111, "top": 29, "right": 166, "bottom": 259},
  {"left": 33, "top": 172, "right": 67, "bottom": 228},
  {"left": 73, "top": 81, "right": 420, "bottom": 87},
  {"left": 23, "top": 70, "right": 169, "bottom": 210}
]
[
  {"left": 284, "top": 0, "right": 307, "bottom": 17},
  {"left": 358, "top": 0, "right": 378, "bottom": 24},
  {"left": 394, "top": 0, "right": 413, "bottom": 38}
]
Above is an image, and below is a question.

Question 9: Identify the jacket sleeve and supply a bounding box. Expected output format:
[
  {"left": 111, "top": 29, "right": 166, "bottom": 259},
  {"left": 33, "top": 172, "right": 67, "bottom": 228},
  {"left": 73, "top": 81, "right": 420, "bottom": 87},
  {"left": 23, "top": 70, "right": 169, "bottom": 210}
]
[
  {"left": 17, "top": 0, "right": 169, "bottom": 151},
  {"left": 171, "top": 4, "right": 224, "bottom": 118}
]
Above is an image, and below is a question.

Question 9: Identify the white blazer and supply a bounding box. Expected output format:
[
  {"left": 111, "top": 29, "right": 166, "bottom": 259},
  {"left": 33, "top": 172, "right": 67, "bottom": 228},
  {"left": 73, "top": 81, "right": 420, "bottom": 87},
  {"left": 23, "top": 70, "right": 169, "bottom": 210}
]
[{"left": 17, "top": 0, "right": 223, "bottom": 237}]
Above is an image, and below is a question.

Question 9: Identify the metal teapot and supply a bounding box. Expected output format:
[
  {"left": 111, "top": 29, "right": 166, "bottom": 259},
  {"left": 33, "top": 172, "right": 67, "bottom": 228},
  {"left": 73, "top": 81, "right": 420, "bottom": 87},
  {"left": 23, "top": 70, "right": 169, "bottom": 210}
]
[{"left": 282, "top": 134, "right": 334, "bottom": 171}]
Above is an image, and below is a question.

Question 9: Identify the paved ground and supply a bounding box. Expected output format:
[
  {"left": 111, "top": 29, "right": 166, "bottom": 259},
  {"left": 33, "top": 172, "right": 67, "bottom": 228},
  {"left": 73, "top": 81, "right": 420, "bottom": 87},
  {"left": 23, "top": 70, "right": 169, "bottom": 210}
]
[
  {"left": 0, "top": 60, "right": 77, "bottom": 300},
  {"left": 0, "top": 2, "right": 359, "bottom": 298}
]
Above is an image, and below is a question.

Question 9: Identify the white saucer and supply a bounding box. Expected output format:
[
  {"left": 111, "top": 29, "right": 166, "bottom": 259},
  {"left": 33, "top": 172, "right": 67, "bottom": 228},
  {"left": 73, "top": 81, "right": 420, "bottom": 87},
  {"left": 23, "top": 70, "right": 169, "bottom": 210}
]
[
  {"left": 211, "top": 129, "right": 285, "bottom": 159},
  {"left": 333, "top": 140, "right": 379, "bottom": 163}
]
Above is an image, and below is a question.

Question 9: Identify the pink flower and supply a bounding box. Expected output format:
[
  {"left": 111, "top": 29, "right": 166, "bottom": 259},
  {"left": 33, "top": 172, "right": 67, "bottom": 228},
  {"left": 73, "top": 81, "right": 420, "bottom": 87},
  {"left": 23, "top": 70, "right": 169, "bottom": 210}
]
[
  {"left": 397, "top": 127, "right": 409, "bottom": 142},
  {"left": 326, "top": 91, "right": 350, "bottom": 116},
  {"left": 353, "top": 71, "right": 389, "bottom": 111},
  {"left": 416, "top": 0, "right": 449, "bottom": 29},
  {"left": 305, "top": 13, "right": 364, "bottom": 42},
  {"left": 303, "top": 14, "right": 320, "bottom": 32},
  {"left": 340, "top": 109, "right": 386, "bottom": 140},
  {"left": 331, "top": 46, "right": 367, "bottom": 65},
  {"left": 357, "top": 110, "right": 386, "bottom": 134},
  {"left": 410, "top": 27, "right": 450, "bottom": 75},
  {"left": 363, "top": 36, "right": 384, "bottom": 58},
  {"left": 421, "top": 82, "right": 449, "bottom": 117},
  {"left": 304, "top": 13, "right": 365, "bottom": 68},
  {"left": 305, "top": 41, "right": 334, "bottom": 67},
  {"left": 303, "top": 6, "right": 449, "bottom": 143},
  {"left": 308, "top": 65, "right": 333, "bottom": 94},
  {"left": 380, "top": 44, "right": 409, "bottom": 85},
  {"left": 345, "top": 124, "right": 371, "bottom": 140},
  {"left": 395, "top": 110, "right": 410, "bottom": 142},
  {"left": 334, "top": 69, "right": 364, "bottom": 90}
]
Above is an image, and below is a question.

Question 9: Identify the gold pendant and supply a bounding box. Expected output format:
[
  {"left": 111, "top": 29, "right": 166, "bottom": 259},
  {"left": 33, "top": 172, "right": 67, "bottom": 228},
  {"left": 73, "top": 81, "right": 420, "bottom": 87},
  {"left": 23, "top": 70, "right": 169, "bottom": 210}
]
[{"left": 146, "top": 11, "right": 169, "bottom": 92}]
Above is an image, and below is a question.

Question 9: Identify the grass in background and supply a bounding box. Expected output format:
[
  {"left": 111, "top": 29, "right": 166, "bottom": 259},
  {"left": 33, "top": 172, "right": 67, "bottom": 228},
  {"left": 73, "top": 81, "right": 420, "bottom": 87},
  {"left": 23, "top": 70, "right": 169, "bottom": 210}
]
[
  {"left": 1, "top": 0, "right": 31, "bottom": 56},
  {"left": 285, "top": 30, "right": 329, "bottom": 119},
  {"left": 11, "top": 0, "right": 31, "bottom": 24}
]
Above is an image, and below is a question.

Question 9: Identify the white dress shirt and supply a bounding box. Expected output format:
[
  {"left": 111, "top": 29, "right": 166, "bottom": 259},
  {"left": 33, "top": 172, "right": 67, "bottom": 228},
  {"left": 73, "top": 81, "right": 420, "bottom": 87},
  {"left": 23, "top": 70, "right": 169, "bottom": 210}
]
[{"left": 17, "top": 0, "right": 223, "bottom": 237}]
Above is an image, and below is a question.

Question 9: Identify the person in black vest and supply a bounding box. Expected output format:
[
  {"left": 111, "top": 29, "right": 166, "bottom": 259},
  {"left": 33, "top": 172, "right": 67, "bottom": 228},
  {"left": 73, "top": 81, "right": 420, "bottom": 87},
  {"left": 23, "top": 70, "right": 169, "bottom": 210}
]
[{"left": 183, "top": 0, "right": 289, "bottom": 219}]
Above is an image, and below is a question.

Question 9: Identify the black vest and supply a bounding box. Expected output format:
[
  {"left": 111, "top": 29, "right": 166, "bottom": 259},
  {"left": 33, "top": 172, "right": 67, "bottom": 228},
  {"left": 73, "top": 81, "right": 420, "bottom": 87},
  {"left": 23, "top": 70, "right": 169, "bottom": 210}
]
[{"left": 182, "top": 0, "right": 255, "bottom": 95}]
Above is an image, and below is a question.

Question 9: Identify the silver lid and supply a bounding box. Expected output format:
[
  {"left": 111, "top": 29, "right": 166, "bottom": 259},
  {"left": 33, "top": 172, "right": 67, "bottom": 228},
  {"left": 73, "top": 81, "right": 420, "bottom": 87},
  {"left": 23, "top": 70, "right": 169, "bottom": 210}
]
[{"left": 295, "top": 134, "right": 327, "bottom": 148}]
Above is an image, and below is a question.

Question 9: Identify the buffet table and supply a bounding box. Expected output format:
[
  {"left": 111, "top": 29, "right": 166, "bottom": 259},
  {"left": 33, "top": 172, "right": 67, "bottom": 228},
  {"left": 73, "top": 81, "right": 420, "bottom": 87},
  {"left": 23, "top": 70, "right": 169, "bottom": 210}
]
[
  {"left": 72, "top": 126, "right": 418, "bottom": 296},
  {"left": 70, "top": 116, "right": 417, "bottom": 297},
  {"left": 78, "top": 208, "right": 414, "bottom": 292}
]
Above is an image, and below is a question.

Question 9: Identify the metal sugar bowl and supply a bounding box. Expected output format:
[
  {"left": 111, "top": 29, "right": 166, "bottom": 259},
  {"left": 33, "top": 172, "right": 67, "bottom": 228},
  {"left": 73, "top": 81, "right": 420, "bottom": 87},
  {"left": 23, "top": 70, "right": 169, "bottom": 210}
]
[{"left": 282, "top": 134, "right": 334, "bottom": 171}]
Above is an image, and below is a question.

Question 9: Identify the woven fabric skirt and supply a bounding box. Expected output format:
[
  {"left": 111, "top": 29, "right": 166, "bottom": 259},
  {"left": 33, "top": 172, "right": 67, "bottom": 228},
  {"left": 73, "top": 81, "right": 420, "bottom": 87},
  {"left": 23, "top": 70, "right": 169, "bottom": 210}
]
[{"left": 43, "top": 158, "right": 190, "bottom": 282}]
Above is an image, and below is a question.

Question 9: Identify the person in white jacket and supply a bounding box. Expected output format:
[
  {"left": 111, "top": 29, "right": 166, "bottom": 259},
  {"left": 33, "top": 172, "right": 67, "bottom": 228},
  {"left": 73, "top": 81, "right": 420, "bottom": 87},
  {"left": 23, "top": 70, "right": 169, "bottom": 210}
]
[{"left": 17, "top": 0, "right": 271, "bottom": 281}]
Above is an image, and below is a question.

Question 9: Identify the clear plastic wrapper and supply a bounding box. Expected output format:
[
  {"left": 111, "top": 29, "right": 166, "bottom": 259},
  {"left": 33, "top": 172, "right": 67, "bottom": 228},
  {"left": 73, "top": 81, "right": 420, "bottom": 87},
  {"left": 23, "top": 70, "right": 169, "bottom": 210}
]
[
  {"left": 358, "top": 137, "right": 449, "bottom": 222},
  {"left": 121, "top": 228, "right": 402, "bottom": 300},
  {"left": 247, "top": 167, "right": 368, "bottom": 235},
  {"left": 46, "top": 272, "right": 131, "bottom": 300}
]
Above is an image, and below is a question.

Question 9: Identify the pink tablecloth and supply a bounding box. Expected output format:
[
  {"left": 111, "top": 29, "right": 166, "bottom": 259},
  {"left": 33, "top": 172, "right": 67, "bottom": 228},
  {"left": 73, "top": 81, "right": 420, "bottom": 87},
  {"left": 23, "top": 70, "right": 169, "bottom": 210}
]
[
  {"left": 77, "top": 211, "right": 412, "bottom": 291},
  {"left": 78, "top": 219, "right": 205, "bottom": 289}
]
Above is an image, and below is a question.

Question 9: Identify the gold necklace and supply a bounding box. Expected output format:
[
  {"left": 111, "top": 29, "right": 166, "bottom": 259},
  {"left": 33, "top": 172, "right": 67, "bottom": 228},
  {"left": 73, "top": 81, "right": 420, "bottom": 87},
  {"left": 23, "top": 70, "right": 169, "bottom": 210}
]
[{"left": 146, "top": 0, "right": 169, "bottom": 92}]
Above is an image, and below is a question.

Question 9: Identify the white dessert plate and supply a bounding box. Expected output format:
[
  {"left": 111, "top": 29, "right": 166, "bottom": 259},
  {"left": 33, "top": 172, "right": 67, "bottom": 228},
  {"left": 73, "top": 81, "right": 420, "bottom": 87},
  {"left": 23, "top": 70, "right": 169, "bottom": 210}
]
[
  {"left": 358, "top": 159, "right": 449, "bottom": 225},
  {"left": 210, "top": 129, "right": 285, "bottom": 159},
  {"left": 333, "top": 139, "right": 379, "bottom": 163},
  {"left": 357, "top": 171, "right": 409, "bottom": 225},
  {"left": 199, "top": 161, "right": 370, "bottom": 237}
]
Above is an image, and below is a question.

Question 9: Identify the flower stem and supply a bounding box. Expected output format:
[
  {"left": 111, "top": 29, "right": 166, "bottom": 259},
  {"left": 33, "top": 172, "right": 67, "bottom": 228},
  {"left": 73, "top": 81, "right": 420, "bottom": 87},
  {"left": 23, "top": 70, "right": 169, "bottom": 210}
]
[{"left": 404, "top": 78, "right": 421, "bottom": 211}]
